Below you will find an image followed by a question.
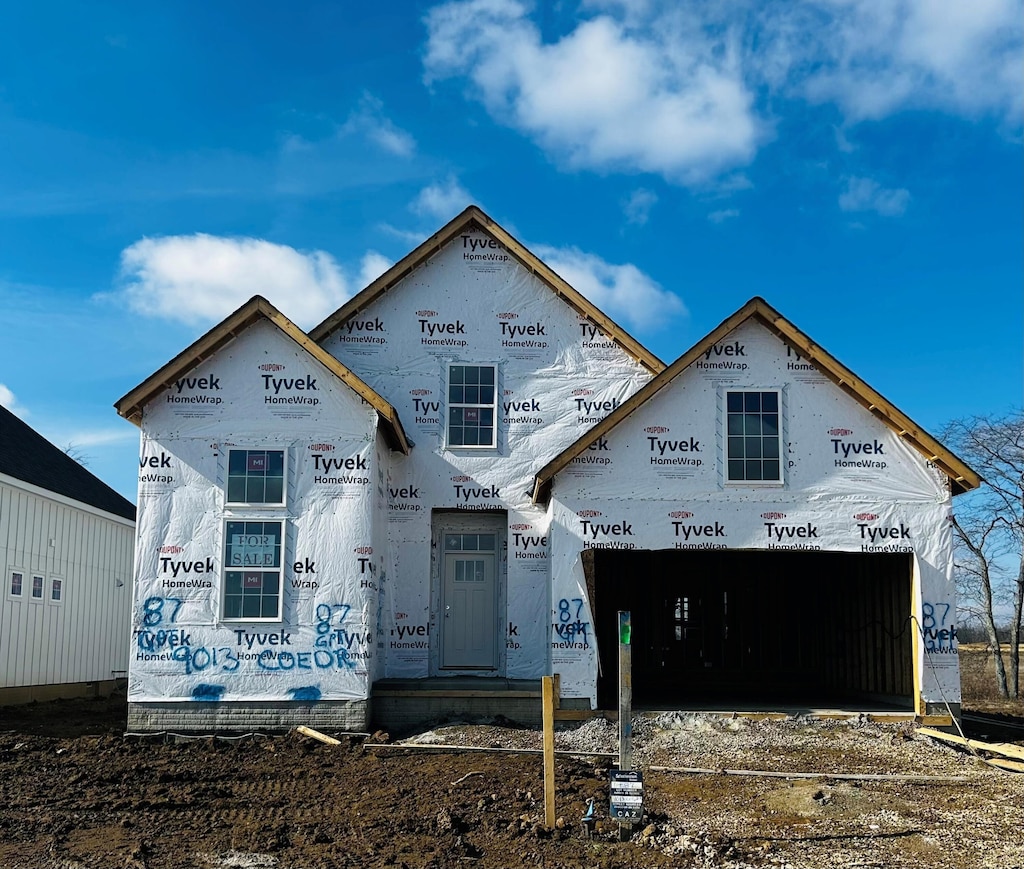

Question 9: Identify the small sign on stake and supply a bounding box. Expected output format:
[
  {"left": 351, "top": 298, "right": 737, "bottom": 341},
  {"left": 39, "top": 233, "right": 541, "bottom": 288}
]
[{"left": 609, "top": 768, "right": 644, "bottom": 822}]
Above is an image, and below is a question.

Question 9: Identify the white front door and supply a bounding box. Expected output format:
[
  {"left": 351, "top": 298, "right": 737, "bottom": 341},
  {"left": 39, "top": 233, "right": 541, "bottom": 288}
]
[{"left": 441, "top": 531, "right": 498, "bottom": 670}]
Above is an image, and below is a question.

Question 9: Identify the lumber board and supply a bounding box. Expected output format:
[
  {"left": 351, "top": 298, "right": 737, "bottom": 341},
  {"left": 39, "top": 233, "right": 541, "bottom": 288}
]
[
  {"left": 918, "top": 727, "right": 1024, "bottom": 761},
  {"left": 295, "top": 725, "right": 342, "bottom": 745}
]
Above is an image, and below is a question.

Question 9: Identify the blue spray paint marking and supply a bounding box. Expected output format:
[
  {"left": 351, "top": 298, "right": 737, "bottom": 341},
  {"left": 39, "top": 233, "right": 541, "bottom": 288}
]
[
  {"left": 922, "top": 601, "right": 958, "bottom": 653},
  {"left": 288, "top": 686, "right": 322, "bottom": 702},
  {"left": 191, "top": 684, "right": 225, "bottom": 701}
]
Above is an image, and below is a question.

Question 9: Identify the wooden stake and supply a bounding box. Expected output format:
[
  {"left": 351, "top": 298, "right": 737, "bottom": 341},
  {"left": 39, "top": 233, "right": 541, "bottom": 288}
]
[
  {"left": 542, "top": 675, "right": 556, "bottom": 829},
  {"left": 295, "top": 725, "right": 341, "bottom": 745},
  {"left": 618, "top": 610, "right": 633, "bottom": 842}
]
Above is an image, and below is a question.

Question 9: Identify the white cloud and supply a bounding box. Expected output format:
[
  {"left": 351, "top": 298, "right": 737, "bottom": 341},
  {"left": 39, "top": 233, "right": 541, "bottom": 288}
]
[
  {"left": 0, "top": 383, "right": 27, "bottom": 418},
  {"left": 424, "top": 0, "right": 764, "bottom": 185},
  {"left": 109, "top": 235, "right": 353, "bottom": 329},
  {"left": 423, "top": 0, "right": 1022, "bottom": 185},
  {"left": 534, "top": 244, "right": 687, "bottom": 332},
  {"left": 357, "top": 251, "right": 394, "bottom": 289},
  {"left": 340, "top": 93, "right": 416, "bottom": 157},
  {"left": 624, "top": 188, "right": 658, "bottom": 225},
  {"left": 411, "top": 177, "right": 474, "bottom": 222},
  {"left": 838, "top": 176, "right": 910, "bottom": 216},
  {"left": 708, "top": 208, "right": 740, "bottom": 223}
]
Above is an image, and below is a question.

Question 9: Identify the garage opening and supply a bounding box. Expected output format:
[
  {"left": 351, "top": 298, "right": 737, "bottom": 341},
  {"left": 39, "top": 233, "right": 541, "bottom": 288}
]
[{"left": 584, "top": 549, "right": 914, "bottom": 711}]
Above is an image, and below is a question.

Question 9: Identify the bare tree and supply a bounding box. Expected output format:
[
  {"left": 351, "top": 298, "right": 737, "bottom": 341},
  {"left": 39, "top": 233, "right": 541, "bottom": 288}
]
[
  {"left": 62, "top": 442, "right": 91, "bottom": 467},
  {"left": 944, "top": 411, "right": 1023, "bottom": 698}
]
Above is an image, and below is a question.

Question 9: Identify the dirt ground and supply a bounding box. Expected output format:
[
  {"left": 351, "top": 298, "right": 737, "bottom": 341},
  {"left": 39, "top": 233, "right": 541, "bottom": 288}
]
[{"left": 1, "top": 690, "right": 1023, "bottom": 869}]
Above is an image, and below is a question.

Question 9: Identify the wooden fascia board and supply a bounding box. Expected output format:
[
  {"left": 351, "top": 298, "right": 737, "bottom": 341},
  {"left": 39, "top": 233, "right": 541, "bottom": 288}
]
[{"left": 309, "top": 207, "right": 665, "bottom": 375}]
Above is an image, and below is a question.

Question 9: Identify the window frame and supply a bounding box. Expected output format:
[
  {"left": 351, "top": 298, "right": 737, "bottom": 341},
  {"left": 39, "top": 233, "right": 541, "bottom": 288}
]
[
  {"left": 224, "top": 448, "right": 288, "bottom": 508},
  {"left": 8, "top": 569, "right": 25, "bottom": 602},
  {"left": 29, "top": 573, "right": 45, "bottom": 603},
  {"left": 722, "top": 388, "right": 785, "bottom": 486},
  {"left": 48, "top": 576, "right": 65, "bottom": 607},
  {"left": 221, "top": 518, "right": 285, "bottom": 622},
  {"left": 444, "top": 363, "right": 499, "bottom": 450}
]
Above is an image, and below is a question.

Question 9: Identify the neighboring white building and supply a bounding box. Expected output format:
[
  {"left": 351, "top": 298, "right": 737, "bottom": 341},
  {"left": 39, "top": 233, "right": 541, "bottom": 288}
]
[
  {"left": 115, "top": 207, "right": 979, "bottom": 732},
  {"left": 1, "top": 406, "right": 136, "bottom": 704}
]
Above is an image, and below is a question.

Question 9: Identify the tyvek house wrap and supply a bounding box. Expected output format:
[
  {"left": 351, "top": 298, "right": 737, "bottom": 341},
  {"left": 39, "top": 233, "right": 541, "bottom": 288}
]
[
  {"left": 131, "top": 320, "right": 386, "bottom": 703},
  {"left": 320, "top": 227, "right": 654, "bottom": 681},
  {"left": 548, "top": 319, "right": 960, "bottom": 706}
]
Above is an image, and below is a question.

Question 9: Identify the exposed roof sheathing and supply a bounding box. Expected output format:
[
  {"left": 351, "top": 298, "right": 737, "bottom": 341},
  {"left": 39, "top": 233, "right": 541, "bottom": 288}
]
[
  {"left": 532, "top": 296, "right": 981, "bottom": 503},
  {"left": 0, "top": 405, "right": 136, "bottom": 520},
  {"left": 309, "top": 205, "right": 665, "bottom": 375},
  {"left": 114, "top": 296, "right": 412, "bottom": 454}
]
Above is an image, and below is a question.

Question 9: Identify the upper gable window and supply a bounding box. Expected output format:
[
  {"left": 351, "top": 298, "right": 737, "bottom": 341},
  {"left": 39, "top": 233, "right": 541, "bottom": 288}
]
[
  {"left": 226, "top": 449, "right": 286, "bottom": 505},
  {"left": 726, "top": 390, "right": 782, "bottom": 483},
  {"left": 446, "top": 364, "right": 497, "bottom": 448}
]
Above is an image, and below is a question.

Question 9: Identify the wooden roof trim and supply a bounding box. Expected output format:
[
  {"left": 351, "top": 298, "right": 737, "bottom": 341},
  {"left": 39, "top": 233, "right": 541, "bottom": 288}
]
[
  {"left": 114, "top": 296, "right": 411, "bottom": 454},
  {"left": 308, "top": 205, "right": 665, "bottom": 374},
  {"left": 532, "top": 296, "right": 980, "bottom": 503}
]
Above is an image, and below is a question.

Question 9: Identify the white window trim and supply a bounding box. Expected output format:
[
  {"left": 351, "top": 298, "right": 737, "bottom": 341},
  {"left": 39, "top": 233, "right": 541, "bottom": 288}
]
[
  {"left": 48, "top": 576, "right": 65, "bottom": 607},
  {"left": 444, "top": 362, "right": 500, "bottom": 450},
  {"left": 7, "top": 568, "right": 25, "bottom": 602},
  {"left": 220, "top": 518, "right": 285, "bottom": 623},
  {"left": 721, "top": 386, "right": 786, "bottom": 488},
  {"left": 29, "top": 573, "right": 45, "bottom": 603},
  {"left": 224, "top": 447, "right": 289, "bottom": 509}
]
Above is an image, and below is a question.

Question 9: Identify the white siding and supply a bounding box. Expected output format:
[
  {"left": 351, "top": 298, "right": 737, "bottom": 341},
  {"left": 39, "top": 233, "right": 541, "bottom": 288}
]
[{"left": 0, "top": 479, "right": 133, "bottom": 688}]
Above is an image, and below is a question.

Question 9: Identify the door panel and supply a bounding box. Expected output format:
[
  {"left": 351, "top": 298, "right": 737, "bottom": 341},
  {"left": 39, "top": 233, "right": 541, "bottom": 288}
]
[{"left": 442, "top": 550, "right": 497, "bottom": 669}]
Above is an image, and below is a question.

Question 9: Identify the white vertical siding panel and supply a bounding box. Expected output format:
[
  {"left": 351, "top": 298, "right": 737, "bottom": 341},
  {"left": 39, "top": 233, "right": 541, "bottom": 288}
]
[{"left": 0, "top": 480, "right": 133, "bottom": 690}]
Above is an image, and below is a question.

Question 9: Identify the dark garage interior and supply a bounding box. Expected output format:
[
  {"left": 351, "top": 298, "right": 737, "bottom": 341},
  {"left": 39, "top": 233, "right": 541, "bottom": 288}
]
[{"left": 584, "top": 548, "right": 914, "bottom": 711}]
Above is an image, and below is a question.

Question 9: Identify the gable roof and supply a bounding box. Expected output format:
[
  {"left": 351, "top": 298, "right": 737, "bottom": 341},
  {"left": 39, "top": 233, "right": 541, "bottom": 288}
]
[
  {"left": 532, "top": 296, "right": 981, "bottom": 503},
  {"left": 308, "top": 205, "right": 665, "bottom": 374},
  {"left": 0, "top": 405, "right": 136, "bottom": 521},
  {"left": 114, "top": 296, "right": 412, "bottom": 454}
]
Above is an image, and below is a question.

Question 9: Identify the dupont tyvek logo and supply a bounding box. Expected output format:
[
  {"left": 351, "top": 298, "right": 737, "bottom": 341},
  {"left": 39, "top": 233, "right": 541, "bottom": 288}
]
[
  {"left": 308, "top": 443, "right": 335, "bottom": 451},
  {"left": 460, "top": 232, "right": 510, "bottom": 262},
  {"left": 311, "top": 449, "right": 369, "bottom": 485},
  {"left": 763, "top": 516, "right": 820, "bottom": 550},
  {"left": 579, "top": 320, "right": 615, "bottom": 348},
  {"left": 259, "top": 363, "right": 285, "bottom": 372},
  {"left": 579, "top": 510, "right": 635, "bottom": 549},
  {"left": 572, "top": 388, "right": 592, "bottom": 396},
  {"left": 498, "top": 309, "right": 546, "bottom": 342},
  {"left": 418, "top": 310, "right": 467, "bottom": 347},
  {"left": 451, "top": 476, "right": 500, "bottom": 507},
  {"left": 158, "top": 545, "right": 184, "bottom": 554},
  {"left": 353, "top": 546, "right": 373, "bottom": 555},
  {"left": 696, "top": 341, "right": 748, "bottom": 371},
  {"left": 786, "top": 345, "right": 815, "bottom": 371},
  {"left": 512, "top": 526, "right": 548, "bottom": 560},
  {"left": 510, "top": 523, "right": 531, "bottom": 531},
  {"left": 858, "top": 518, "right": 913, "bottom": 552},
  {"left": 262, "top": 367, "right": 320, "bottom": 406},
  {"left": 575, "top": 394, "right": 619, "bottom": 424},
  {"left": 160, "top": 551, "right": 214, "bottom": 589},
  {"left": 647, "top": 427, "right": 701, "bottom": 466},
  {"left": 830, "top": 428, "right": 887, "bottom": 469},
  {"left": 388, "top": 481, "right": 422, "bottom": 515},
  {"left": 410, "top": 388, "right": 431, "bottom": 395},
  {"left": 411, "top": 388, "right": 440, "bottom": 423},
  {"left": 167, "top": 373, "right": 222, "bottom": 405},
  {"left": 670, "top": 511, "right": 726, "bottom": 549},
  {"left": 572, "top": 436, "right": 611, "bottom": 465},
  {"left": 502, "top": 390, "right": 543, "bottom": 425},
  {"left": 853, "top": 512, "right": 878, "bottom": 521},
  {"left": 139, "top": 450, "right": 174, "bottom": 484},
  {"left": 338, "top": 315, "right": 386, "bottom": 345},
  {"left": 497, "top": 312, "right": 518, "bottom": 320}
]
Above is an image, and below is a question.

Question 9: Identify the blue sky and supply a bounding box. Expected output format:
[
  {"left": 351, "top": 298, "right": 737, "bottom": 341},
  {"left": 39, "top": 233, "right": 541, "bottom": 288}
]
[{"left": 1, "top": 0, "right": 1021, "bottom": 503}]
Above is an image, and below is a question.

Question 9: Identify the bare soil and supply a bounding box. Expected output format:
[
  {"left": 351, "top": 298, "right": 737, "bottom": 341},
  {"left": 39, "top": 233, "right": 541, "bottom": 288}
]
[{"left": 2, "top": 647, "right": 1022, "bottom": 869}]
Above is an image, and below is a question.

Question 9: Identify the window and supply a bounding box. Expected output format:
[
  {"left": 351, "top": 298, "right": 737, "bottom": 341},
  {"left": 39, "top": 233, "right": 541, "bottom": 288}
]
[
  {"left": 223, "top": 520, "right": 283, "bottom": 620},
  {"left": 31, "top": 574, "right": 44, "bottom": 600},
  {"left": 726, "top": 390, "right": 782, "bottom": 482},
  {"left": 9, "top": 571, "right": 23, "bottom": 598},
  {"left": 447, "top": 364, "right": 497, "bottom": 448},
  {"left": 226, "top": 449, "right": 286, "bottom": 505},
  {"left": 50, "top": 578, "right": 63, "bottom": 603}
]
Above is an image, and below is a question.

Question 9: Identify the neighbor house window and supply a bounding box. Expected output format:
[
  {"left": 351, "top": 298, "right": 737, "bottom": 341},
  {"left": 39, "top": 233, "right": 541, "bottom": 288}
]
[
  {"left": 226, "top": 449, "right": 286, "bottom": 505},
  {"left": 9, "top": 571, "right": 23, "bottom": 598},
  {"left": 223, "top": 520, "right": 283, "bottom": 620},
  {"left": 50, "top": 578, "right": 63, "bottom": 603},
  {"left": 31, "top": 574, "right": 44, "bottom": 600},
  {"left": 726, "top": 390, "right": 782, "bottom": 482},
  {"left": 446, "top": 364, "right": 497, "bottom": 448}
]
